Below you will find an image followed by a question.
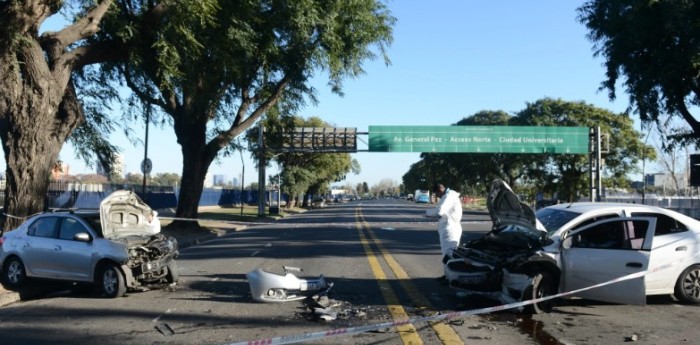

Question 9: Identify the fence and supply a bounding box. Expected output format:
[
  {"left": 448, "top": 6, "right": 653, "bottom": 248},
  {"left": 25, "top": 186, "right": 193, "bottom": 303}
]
[{"left": 0, "top": 181, "right": 284, "bottom": 211}]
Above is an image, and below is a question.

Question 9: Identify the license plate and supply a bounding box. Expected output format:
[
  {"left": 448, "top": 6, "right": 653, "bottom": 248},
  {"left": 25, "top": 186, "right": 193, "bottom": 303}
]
[{"left": 458, "top": 275, "right": 486, "bottom": 285}]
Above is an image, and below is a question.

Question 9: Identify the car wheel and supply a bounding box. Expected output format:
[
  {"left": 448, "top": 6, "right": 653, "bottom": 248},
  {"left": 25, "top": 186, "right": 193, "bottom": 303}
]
[
  {"left": 674, "top": 264, "right": 700, "bottom": 304},
  {"left": 165, "top": 259, "right": 179, "bottom": 284},
  {"left": 523, "top": 271, "right": 556, "bottom": 314},
  {"left": 98, "top": 263, "right": 126, "bottom": 298},
  {"left": 2, "top": 256, "right": 27, "bottom": 289}
]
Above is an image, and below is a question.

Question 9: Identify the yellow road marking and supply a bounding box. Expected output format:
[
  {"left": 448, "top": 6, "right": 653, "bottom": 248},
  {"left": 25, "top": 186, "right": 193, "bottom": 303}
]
[
  {"left": 356, "top": 205, "right": 465, "bottom": 345},
  {"left": 355, "top": 208, "right": 423, "bottom": 345}
]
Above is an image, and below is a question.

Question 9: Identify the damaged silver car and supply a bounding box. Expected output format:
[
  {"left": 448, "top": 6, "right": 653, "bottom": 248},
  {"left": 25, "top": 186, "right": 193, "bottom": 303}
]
[
  {"left": 445, "top": 179, "right": 689, "bottom": 313},
  {"left": 0, "top": 190, "right": 179, "bottom": 298}
]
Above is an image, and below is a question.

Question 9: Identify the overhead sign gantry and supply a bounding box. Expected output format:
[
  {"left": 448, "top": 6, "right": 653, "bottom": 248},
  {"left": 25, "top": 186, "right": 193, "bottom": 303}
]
[{"left": 256, "top": 124, "right": 605, "bottom": 215}]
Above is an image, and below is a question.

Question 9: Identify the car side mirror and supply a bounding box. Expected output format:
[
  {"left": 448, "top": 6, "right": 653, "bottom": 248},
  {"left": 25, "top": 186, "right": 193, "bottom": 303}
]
[
  {"left": 74, "top": 232, "right": 92, "bottom": 242},
  {"left": 561, "top": 236, "right": 572, "bottom": 249}
]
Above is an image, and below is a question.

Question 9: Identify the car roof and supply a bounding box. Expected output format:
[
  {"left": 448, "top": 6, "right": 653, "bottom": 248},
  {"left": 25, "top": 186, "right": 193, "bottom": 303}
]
[
  {"left": 547, "top": 202, "right": 664, "bottom": 213},
  {"left": 43, "top": 208, "right": 100, "bottom": 217},
  {"left": 542, "top": 202, "right": 700, "bottom": 224}
]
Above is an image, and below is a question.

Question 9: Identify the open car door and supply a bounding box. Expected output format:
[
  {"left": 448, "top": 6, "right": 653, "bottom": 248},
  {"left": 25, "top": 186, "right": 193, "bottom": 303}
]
[{"left": 560, "top": 217, "right": 656, "bottom": 305}]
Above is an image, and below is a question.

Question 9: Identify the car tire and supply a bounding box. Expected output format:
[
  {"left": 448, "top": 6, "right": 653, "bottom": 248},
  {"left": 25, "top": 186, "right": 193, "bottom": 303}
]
[
  {"left": 522, "top": 271, "right": 556, "bottom": 314},
  {"left": 674, "top": 264, "right": 700, "bottom": 304},
  {"left": 165, "top": 259, "right": 179, "bottom": 284},
  {"left": 98, "top": 263, "right": 126, "bottom": 298},
  {"left": 2, "top": 256, "right": 27, "bottom": 289}
]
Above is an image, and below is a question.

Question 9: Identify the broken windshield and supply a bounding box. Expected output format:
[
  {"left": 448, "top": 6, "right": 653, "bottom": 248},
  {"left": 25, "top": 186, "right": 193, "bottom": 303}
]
[{"left": 535, "top": 208, "right": 581, "bottom": 235}]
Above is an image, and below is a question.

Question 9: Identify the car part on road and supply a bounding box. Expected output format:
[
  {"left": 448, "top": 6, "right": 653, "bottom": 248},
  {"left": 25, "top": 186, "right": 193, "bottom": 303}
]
[{"left": 247, "top": 266, "right": 332, "bottom": 303}]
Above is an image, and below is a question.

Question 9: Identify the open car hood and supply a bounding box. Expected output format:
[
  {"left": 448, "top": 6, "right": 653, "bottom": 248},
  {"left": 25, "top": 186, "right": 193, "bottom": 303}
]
[
  {"left": 100, "top": 190, "right": 153, "bottom": 238},
  {"left": 486, "top": 179, "right": 543, "bottom": 233}
]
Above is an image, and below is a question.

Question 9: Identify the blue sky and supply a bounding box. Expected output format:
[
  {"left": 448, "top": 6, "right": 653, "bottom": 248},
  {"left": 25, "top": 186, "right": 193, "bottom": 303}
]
[{"left": 17, "top": 1, "right": 648, "bottom": 188}]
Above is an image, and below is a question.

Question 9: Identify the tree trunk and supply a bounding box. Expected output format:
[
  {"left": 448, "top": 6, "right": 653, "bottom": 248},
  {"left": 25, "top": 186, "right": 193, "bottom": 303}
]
[
  {"left": 170, "top": 112, "right": 218, "bottom": 229},
  {"left": 0, "top": 59, "right": 81, "bottom": 232},
  {"left": 0, "top": 49, "right": 83, "bottom": 231}
]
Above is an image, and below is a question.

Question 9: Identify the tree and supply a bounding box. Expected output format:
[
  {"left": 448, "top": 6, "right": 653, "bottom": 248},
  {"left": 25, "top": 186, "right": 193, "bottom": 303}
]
[
  {"left": 651, "top": 123, "right": 690, "bottom": 196},
  {"left": 403, "top": 99, "right": 655, "bottom": 202},
  {"left": 514, "top": 98, "right": 655, "bottom": 202},
  {"left": 0, "top": 1, "right": 121, "bottom": 230},
  {"left": 578, "top": 1, "right": 700, "bottom": 148},
  {"left": 451, "top": 110, "right": 534, "bottom": 192},
  {"left": 125, "top": 172, "right": 144, "bottom": 185},
  {"left": 93, "top": 0, "right": 394, "bottom": 225},
  {"left": 151, "top": 173, "right": 181, "bottom": 187},
  {"left": 75, "top": 174, "right": 109, "bottom": 184},
  {"left": 402, "top": 111, "right": 533, "bottom": 196}
]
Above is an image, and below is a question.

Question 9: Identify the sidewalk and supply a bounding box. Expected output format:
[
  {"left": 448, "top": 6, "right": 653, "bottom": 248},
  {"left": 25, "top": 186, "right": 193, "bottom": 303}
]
[{"left": 0, "top": 285, "right": 19, "bottom": 307}]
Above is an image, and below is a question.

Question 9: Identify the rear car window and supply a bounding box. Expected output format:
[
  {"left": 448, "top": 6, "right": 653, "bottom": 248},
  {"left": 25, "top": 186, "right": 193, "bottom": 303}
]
[
  {"left": 28, "top": 217, "right": 59, "bottom": 238},
  {"left": 630, "top": 212, "right": 688, "bottom": 236}
]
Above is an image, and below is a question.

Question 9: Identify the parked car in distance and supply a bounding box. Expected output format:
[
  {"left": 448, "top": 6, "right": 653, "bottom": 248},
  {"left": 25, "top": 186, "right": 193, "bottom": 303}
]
[
  {"left": 311, "top": 198, "right": 326, "bottom": 209},
  {"left": 0, "top": 190, "right": 179, "bottom": 298},
  {"left": 446, "top": 179, "right": 700, "bottom": 313}
]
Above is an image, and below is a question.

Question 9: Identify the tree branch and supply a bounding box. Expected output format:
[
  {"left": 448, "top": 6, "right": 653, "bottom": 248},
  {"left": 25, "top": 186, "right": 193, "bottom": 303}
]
[
  {"left": 675, "top": 98, "right": 700, "bottom": 135},
  {"left": 122, "top": 67, "right": 168, "bottom": 110},
  {"left": 40, "top": 0, "right": 113, "bottom": 50}
]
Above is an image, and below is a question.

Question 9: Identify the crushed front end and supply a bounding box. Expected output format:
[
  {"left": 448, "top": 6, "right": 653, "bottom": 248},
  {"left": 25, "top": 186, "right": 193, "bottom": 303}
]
[
  {"left": 121, "top": 234, "right": 179, "bottom": 288},
  {"left": 446, "top": 236, "right": 541, "bottom": 293}
]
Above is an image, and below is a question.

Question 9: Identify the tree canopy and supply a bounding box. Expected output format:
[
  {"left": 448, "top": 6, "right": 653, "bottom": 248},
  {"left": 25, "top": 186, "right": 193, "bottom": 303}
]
[
  {"left": 0, "top": 0, "right": 119, "bottom": 230},
  {"left": 403, "top": 98, "right": 655, "bottom": 202},
  {"left": 89, "top": 0, "right": 394, "bottom": 222},
  {"left": 578, "top": 0, "right": 700, "bottom": 149}
]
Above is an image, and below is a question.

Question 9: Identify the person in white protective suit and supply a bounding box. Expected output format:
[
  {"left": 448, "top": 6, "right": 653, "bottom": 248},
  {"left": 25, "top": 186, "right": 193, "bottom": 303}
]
[
  {"left": 425, "top": 183, "right": 463, "bottom": 283},
  {"left": 145, "top": 210, "right": 161, "bottom": 234}
]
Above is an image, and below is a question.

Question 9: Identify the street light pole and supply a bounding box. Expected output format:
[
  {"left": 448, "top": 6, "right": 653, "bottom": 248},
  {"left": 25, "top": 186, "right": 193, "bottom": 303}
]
[
  {"left": 641, "top": 124, "right": 652, "bottom": 205},
  {"left": 239, "top": 146, "right": 245, "bottom": 218}
]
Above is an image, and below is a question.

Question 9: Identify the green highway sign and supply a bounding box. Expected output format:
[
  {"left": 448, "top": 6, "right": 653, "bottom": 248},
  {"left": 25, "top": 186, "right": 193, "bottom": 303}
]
[{"left": 368, "top": 125, "right": 590, "bottom": 154}]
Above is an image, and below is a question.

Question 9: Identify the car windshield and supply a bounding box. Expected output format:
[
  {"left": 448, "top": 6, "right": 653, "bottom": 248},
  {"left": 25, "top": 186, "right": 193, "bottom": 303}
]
[{"left": 535, "top": 208, "right": 582, "bottom": 235}]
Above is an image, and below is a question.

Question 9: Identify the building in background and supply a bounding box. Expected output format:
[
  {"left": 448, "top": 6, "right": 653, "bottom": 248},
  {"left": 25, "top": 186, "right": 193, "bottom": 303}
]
[
  {"left": 96, "top": 153, "right": 125, "bottom": 179},
  {"left": 213, "top": 174, "right": 228, "bottom": 186},
  {"left": 644, "top": 172, "right": 689, "bottom": 195}
]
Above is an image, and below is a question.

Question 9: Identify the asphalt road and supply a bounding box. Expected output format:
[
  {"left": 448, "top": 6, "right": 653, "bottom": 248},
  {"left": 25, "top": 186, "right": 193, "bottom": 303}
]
[{"left": 0, "top": 199, "right": 699, "bottom": 345}]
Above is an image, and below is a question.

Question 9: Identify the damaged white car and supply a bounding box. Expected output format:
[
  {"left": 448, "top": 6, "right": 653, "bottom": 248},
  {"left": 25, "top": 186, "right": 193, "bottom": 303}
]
[
  {"left": 0, "top": 190, "right": 179, "bottom": 298},
  {"left": 446, "top": 179, "right": 700, "bottom": 313}
]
